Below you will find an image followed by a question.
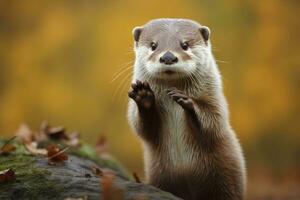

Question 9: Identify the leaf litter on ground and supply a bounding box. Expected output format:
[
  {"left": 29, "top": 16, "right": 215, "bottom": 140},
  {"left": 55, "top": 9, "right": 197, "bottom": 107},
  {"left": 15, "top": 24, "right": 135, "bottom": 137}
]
[
  {"left": 0, "top": 136, "right": 17, "bottom": 155},
  {"left": 0, "top": 169, "right": 16, "bottom": 183}
]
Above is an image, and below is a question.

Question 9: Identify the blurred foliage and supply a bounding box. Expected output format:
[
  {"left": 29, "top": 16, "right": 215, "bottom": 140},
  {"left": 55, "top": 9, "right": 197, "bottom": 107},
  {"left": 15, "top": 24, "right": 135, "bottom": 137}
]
[{"left": 0, "top": 0, "right": 299, "bottom": 190}]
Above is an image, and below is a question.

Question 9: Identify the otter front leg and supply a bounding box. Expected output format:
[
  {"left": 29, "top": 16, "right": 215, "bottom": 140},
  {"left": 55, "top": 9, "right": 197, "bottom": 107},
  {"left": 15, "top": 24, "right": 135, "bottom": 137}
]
[
  {"left": 167, "top": 88, "right": 218, "bottom": 151},
  {"left": 167, "top": 88, "right": 201, "bottom": 132},
  {"left": 167, "top": 88, "right": 195, "bottom": 112},
  {"left": 128, "top": 80, "right": 161, "bottom": 146}
]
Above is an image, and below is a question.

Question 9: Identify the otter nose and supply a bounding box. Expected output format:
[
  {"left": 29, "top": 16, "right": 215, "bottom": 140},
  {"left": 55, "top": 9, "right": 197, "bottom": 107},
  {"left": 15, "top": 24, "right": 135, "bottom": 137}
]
[{"left": 159, "top": 51, "right": 178, "bottom": 65}]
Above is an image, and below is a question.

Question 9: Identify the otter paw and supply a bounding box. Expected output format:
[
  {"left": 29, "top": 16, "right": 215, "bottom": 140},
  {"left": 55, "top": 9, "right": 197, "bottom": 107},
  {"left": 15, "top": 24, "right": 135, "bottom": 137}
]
[
  {"left": 167, "top": 88, "right": 194, "bottom": 111},
  {"left": 128, "top": 80, "right": 155, "bottom": 109}
]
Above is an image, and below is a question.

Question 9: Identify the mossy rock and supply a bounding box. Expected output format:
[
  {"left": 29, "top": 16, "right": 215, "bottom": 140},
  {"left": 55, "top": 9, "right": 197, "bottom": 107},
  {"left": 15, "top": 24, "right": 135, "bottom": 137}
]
[{"left": 0, "top": 141, "right": 181, "bottom": 200}]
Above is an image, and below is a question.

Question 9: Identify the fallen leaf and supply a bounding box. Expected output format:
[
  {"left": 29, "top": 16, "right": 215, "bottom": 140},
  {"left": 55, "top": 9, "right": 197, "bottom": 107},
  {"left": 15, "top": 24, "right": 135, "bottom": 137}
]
[
  {"left": 40, "top": 121, "right": 68, "bottom": 140},
  {"left": 47, "top": 126, "right": 68, "bottom": 140},
  {"left": 15, "top": 123, "right": 35, "bottom": 144},
  {"left": 132, "top": 172, "right": 141, "bottom": 183},
  {"left": 0, "top": 136, "right": 16, "bottom": 155},
  {"left": 91, "top": 166, "right": 103, "bottom": 177},
  {"left": 102, "top": 172, "right": 115, "bottom": 200},
  {"left": 64, "top": 131, "right": 80, "bottom": 147},
  {"left": 95, "top": 135, "right": 108, "bottom": 155},
  {"left": 40, "top": 121, "right": 80, "bottom": 146},
  {"left": 25, "top": 142, "right": 47, "bottom": 155},
  {"left": 0, "top": 144, "right": 16, "bottom": 155},
  {"left": 101, "top": 171, "right": 124, "bottom": 200},
  {"left": 47, "top": 144, "right": 68, "bottom": 163},
  {"left": 39, "top": 120, "right": 49, "bottom": 133},
  {"left": 31, "top": 121, "right": 49, "bottom": 143},
  {"left": 0, "top": 169, "right": 16, "bottom": 183}
]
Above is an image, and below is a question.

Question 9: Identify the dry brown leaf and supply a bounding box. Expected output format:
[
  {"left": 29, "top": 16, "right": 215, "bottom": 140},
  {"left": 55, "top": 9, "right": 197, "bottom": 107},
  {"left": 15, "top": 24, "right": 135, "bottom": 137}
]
[
  {"left": 91, "top": 166, "right": 103, "bottom": 177},
  {"left": 101, "top": 171, "right": 124, "bottom": 200},
  {"left": 40, "top": 121, "right": 68, "bottom": 140},
  {"left": 64, "top": 131, "right": 80, "bottom": 147},
  {"left": 30, "top": 121, "right": 48, "bottom": 143},
  {"left": 95, "top": 135, "right": 108, "bottom": 155},
  {"left": 25, "top": 142, "right": 48, "bottom": 155},
  {"left": 40, "top": 121, "right": 80, "bottom": 147},
  {"left": 39, "top": 120, "right": 49, "bottom": 133},
  {"left": 0, "top": 169, "right": 16, "bottom": 183},
  {"left": 47, "top": 126, "right": 68, "bottom": 140},
  {"left": 0, "top": 144, "right": 16, "bottom": 155},
  {"left": 47, "top": 144, "right": 68, "bottom": 163},
  {"left": 132, "top": 172, "right": 141, "bottom": 183},
  {"left": 102, "top": 172, "right": 114, "bottom": 200},
  {"left": 0, "top": 136, "right": 16, "bottom": 155},
  {"left": 15, "top": 124, "right": 34, "bottom": 143}
]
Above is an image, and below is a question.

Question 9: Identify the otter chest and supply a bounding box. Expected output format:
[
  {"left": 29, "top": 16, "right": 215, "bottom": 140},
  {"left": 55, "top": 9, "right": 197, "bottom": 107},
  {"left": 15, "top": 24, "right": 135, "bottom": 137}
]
[{"left": 160, "top": 97, "right": 198, "bottom": 170}]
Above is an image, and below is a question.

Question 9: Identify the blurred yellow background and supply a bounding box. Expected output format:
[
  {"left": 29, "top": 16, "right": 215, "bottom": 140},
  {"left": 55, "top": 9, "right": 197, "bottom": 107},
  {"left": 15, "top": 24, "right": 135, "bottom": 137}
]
[{"left": 0, "top": 0, "right": 299, "bottom": 198}]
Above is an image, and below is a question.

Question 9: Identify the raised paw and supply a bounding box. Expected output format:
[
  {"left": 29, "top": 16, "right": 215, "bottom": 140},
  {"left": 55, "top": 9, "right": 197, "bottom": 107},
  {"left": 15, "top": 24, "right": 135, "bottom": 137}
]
[
  {"left": 167, "top": 88, "right": 194, "bottom": 111},
  {"left": 128, "top": 80, "right": 155, "bottom": 109}
]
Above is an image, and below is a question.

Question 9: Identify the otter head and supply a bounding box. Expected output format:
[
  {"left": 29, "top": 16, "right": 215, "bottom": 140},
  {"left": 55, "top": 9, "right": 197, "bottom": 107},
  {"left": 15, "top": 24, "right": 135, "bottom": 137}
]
[{"left": 133, "top": 18, "right": 211, "bottom": 81}]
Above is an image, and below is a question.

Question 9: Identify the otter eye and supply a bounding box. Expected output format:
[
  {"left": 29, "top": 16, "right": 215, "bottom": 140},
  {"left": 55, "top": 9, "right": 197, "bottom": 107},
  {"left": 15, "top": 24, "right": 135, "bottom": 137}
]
[
  {"left": 181, "top": 42, "right": 189, "bottom": 51},
  {"left": 150, "top": 42, "right": 158, "bottom": 51}
]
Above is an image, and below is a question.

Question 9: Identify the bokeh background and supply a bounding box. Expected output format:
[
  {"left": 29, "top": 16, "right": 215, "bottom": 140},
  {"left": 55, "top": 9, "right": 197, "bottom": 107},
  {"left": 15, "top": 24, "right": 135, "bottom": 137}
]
[{"left": 0, "top": 0, "right": 299, "bottom": 199}]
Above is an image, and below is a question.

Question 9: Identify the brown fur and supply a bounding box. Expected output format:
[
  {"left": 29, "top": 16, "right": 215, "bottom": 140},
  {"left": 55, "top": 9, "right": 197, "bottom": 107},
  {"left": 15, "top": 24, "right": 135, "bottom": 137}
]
[{"left": 128, "top": 19, "right": 246, "bottom": 200}]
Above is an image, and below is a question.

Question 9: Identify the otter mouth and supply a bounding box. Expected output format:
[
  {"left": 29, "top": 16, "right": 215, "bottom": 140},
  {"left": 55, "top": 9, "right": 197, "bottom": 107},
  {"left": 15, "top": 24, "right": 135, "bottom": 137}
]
[
  {"left": 152, "top": 65, "right": 188, "bottom": 79},
  {"left": 164, "top": 70, "right": 176, "bottom": 75},
  {"left": 156, "top": 68, "right": 186, "bottom": 79}
]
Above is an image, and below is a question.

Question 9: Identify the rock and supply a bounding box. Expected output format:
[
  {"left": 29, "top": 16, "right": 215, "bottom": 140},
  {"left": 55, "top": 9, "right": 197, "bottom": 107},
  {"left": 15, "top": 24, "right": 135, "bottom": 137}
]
[{"left": 0, "top": 141, "right": 181, "bottom": 200}]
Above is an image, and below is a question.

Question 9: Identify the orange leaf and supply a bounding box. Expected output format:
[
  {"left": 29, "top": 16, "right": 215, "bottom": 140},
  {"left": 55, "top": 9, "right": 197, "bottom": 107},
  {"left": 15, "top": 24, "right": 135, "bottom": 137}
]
[
  {"left": 0, "top": 144, "right": 16, "bottom": 155},
  {"left": 102, "top": 172, "right": 115, "bottom": 200},
  {"left": 101, "top": 172, "right": 124, "bottom": 200},
  {"left": 0, "top": 136, "right": 17, "bottom": 155},
  {"left": 132, "top": 172, "right": 141, "bottom": 183},
  {"left": 47, "top": 144, "right": 68, "bottom": 163}
]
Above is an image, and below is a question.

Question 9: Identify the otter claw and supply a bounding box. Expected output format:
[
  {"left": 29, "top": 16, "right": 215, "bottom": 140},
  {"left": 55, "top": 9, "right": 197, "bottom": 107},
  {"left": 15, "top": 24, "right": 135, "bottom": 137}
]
[
  {"left": 167, "top": 88, "right": 194, "bottom": 111},
  {"left": 129, "top": 80, "right": 155, "bottom": 109}
]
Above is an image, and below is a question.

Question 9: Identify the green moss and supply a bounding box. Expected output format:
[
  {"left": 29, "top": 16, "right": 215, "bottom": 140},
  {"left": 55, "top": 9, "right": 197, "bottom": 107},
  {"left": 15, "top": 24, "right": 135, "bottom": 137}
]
[
  {"left": 71, "top": 144, "right": 129, "bottom": 179},
  {"left": 0, "top": 154, "right": 34, "bottom": 170},
  {"left": 0, "top": 145, "right": 63, "bottom": 199},
  {"left": 0, "top": 170, "right": 63, "bottom": 199},
  {"left": 0, "top": 140, "right": 130, "bottom": 199},
  {"left": 72, "top": 144, "right": 100, "bottom": 161}
]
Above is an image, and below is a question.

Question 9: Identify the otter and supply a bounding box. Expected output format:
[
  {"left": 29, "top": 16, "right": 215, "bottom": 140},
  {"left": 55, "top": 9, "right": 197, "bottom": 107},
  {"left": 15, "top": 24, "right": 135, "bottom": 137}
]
[{"left": 127, "top": 18, "right": 246, "bottom": 200}]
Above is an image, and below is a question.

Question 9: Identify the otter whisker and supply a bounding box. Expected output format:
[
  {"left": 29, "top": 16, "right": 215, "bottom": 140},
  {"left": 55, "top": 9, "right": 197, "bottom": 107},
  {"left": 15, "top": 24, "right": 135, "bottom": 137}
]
[
  {"left": 110, "top": 65, "right": 133, "bottom": 83},
  {"left": 125, "top": 47, "right": 135, "bottom": 55},
  {"left": 112, "top": 70, "right": 133, "bottom": 103},
  {"left": 120, "top": 72, "right": 134, "bottom": 107},
  {"left": 114, "top": 60, "right": 133, "bottom": 70},
  {"left": 113, "top": 60, "right": 134, "bottom": 73},
  {"left": 215, "top": 59, "right": 228, "bottom": 64},
  {"left": 110, "top": 61, "right": 134, "bottom": 83},
  {"left": 211, "top": 46, "right": 220, "bottom": 52},
  {"left": 111, "top": 61, "right": 133, "bottom": 80}
]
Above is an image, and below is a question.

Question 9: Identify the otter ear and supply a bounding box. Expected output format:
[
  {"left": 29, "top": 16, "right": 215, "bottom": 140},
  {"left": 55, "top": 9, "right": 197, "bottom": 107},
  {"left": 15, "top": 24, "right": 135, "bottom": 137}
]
[
  {"left": 132, "top": 26, "right": 143, "bottom": 42},
  {"left": 199, "top": 26, "right": 210, "bottom": 42}
]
